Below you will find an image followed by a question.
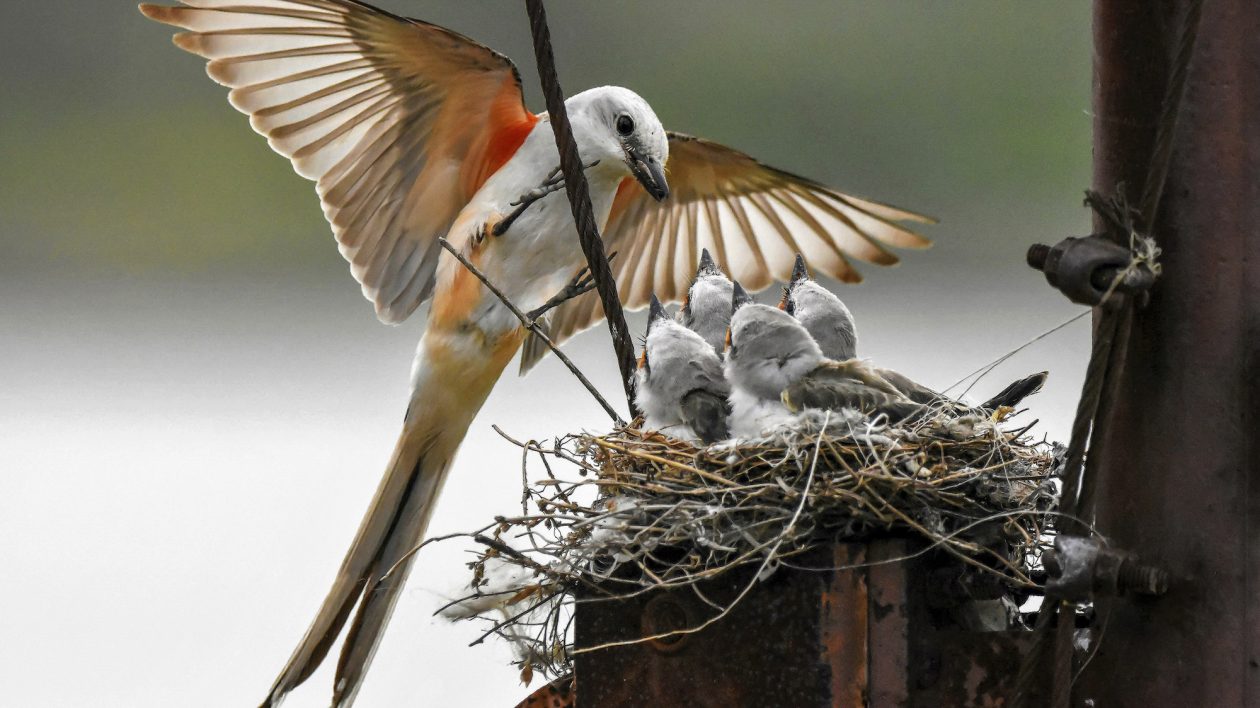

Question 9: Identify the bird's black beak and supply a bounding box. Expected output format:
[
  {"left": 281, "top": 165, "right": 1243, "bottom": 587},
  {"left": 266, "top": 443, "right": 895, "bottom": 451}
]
[
  {"left": 790, "top": 253, "right": 810, "bottom": 285},
  {"left": 626, "top": 147, "right": 669, "bottom": 202},
  {"left": 696, "top": 247, "right": 722, "bottom": 277},
  {"left": 731, "top": 280, "right": 753, "bottom": 312},
  {"left": 778, "top": 286, "right": 794, "bottom": 315},
  {"left": 648, "top": 293, "right": 669, "bottom": 325}
]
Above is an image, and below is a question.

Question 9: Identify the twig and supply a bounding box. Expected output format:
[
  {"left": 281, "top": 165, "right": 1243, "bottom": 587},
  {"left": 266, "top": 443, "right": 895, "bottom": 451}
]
[
  {"left": 438, "top": 237, "right": 623, "bottom": 424},
  {"left": 526, "top": 251, "right": 618, "bottom": 322}
]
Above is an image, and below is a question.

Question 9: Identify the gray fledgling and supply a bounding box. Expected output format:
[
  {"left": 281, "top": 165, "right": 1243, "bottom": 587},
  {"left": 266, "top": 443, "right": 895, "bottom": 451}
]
[
  {"left": 780, "top": 254, "right": 1046, "bottom": 412},
  {"left": 677, "top": 248, "right": 734, "bottom": 354},
  {"left": 779, "top": 254, "right": 933, "bottom": 402},
  {"left": 780, "top": 254, "right": 858, "bottom": 360},
  {"left": 725, "top": 282, "right": 920, "bottom": 438},
  {"left": 635, "top": 295, "right": 731, "bottom": 443}
]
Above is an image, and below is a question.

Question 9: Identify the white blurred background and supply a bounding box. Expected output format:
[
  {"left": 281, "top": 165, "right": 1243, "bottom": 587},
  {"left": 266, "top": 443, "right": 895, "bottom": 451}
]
[{"left": 1, "top": 2, "right": 1090, "bottom": 706}]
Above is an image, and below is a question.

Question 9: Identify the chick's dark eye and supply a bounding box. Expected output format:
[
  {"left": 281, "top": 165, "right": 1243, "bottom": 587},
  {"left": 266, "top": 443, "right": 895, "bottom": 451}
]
[{"left": 616, "top": 114, "right": 635, "bottom": 136}]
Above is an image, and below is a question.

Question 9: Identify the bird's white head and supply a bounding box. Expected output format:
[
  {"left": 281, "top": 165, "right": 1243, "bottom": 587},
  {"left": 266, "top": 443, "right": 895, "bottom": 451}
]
[{"left": 566, "top": 86, "right": 670, "bottom": 201}]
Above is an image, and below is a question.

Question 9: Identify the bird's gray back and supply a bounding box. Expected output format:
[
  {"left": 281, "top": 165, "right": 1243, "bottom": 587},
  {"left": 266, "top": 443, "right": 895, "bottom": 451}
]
[{"left": 793, "top": 281, "right": 858, "bottom": 360}]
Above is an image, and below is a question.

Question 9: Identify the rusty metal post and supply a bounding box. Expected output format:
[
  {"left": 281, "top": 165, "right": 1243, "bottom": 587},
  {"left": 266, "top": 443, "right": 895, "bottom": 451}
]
[
  {"left": 573, "top": 541, "right": 1048, "bottom": 707},
  {"left": 1078, "top": 1, "right": 1260, "bottom": 705}
]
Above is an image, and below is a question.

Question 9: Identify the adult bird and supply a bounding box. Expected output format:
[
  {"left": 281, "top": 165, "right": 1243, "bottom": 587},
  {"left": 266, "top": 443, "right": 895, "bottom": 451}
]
[{"left": 139, "top": 1, "right": 932, "bottom": 704}]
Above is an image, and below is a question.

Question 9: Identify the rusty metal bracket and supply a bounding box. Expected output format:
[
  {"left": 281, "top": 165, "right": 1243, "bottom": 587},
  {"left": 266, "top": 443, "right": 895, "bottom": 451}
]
[
  {"left": 1027, "top": 235, "right": 1157, "bottom": 306},
  {"left": 1042, "top": 535, "right": 1169, "bottom": 603}
]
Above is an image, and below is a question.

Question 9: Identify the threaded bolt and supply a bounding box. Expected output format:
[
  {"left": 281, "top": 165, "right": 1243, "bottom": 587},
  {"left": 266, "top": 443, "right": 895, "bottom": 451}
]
[
  {"left": 1027, "top": 243, "right": 1052, "bottom": 270},
  {"left": 1117, "top": 560, "right": 1169, "bottom": 596}
]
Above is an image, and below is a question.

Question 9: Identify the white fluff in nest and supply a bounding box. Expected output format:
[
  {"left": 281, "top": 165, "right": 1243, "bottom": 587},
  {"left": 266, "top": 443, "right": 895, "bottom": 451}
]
[
  {"left": 713, "top": 407, "right": 895, "bottom": 456},
  {"left": 439, "top": 554, "right": 551, "bottom": 665},
  {"left": 440, "top": 556, "right": 539, "bottom": 620}
]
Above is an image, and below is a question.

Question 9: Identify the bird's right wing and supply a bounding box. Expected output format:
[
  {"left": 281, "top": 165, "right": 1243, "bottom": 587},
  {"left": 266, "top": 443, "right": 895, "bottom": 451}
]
[
  {"left": 141, "top": 0, "right": 539, "bottom": 323},
  {"left": 520, "top": 132, "right": 933, "bottom": 373},
  {"left": 783, "top": 361, "right": 921, "bottom": 421}
]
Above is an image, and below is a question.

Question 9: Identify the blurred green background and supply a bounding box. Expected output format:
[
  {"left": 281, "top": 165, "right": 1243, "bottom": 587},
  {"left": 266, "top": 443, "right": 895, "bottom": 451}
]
[
  {"left": 0, "top": 1, "right": 1089, "bottom": 282},
  {"left": 1, "top": 3, "right": 1092, "bottom": 707}
]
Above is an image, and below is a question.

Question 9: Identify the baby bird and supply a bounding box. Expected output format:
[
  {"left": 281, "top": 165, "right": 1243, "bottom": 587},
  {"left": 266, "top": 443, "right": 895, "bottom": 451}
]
[
  {"left": 677, "top": 248, "right": 735, "bottom": 354},
  {"left": 780, "top": 254, "right": 858, "bottom": 360},
  {"left": 725, "top": 282, "right": 920, "bottom": 438},
  {"left": 635, "top": 295, "right": 731, "bottom": 443},
  {"left": 780, "top": 254, "right": 1046, "bottom": 412}
]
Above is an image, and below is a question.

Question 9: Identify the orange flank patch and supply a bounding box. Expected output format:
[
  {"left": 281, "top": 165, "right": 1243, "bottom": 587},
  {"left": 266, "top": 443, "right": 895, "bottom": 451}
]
[
  {"left": 430, "top": 252, "right": 486, "bottom": 328},
  {"left": 460, "top": 75, "right": 540, "bottom": 196}
]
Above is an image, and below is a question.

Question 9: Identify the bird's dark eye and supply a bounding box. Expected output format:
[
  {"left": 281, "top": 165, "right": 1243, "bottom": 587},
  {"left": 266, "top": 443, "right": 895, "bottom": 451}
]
[{"left": 616, "top": 114, "right": 635, "bottom": 136}]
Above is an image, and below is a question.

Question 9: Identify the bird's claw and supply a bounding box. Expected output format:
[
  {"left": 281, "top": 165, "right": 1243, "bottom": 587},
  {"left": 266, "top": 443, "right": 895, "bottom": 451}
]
[
  {"left": 525, "top": 251, "right": 619, "bottom": 322},
  {"left": 494, "top": 160, "right": 602, "bottom": 237}
]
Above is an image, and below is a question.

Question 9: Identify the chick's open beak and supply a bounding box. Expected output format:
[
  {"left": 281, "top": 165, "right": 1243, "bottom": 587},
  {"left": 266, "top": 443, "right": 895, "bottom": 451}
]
[{"left": 626, "top": 147, "right": 669, "bottom": 202}]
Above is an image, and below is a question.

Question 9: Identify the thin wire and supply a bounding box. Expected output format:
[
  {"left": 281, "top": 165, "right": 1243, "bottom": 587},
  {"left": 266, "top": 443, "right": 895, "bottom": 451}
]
[
  {"left": 524, "top": 0, "right": 641, "bottom": 417},
  {"left": 941, "top": 310, "right": 1090, "bottom": 398}
]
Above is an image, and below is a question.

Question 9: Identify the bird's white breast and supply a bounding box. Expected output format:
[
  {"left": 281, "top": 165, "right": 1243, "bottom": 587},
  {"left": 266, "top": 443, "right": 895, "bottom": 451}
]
[{"left": 456, "top": 121, "right": 627, "bottom": 339}]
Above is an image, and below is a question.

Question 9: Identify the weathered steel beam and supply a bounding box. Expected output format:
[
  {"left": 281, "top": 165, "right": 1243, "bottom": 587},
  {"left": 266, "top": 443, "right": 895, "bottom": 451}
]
[
  {"left": 1078, "top": 1, "right": 1260, "bottom": 705},
  {"left": 573, "top": 541, "right": 1048, "bottom": 707}
]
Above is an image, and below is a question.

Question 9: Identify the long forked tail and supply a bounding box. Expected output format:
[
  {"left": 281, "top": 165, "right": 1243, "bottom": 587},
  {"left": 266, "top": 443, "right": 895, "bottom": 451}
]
[
  {"left": 260, "top": 417, "right": 450, "bottom": 708},
  {"left": 262, "top": 328, "right": 520, "bottom": 707}
]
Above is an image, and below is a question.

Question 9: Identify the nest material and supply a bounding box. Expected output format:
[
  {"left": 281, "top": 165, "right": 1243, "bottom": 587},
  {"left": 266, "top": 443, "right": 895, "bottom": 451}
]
[{"left": 442, "top": 409, "right": 1061, "bottom": 682}]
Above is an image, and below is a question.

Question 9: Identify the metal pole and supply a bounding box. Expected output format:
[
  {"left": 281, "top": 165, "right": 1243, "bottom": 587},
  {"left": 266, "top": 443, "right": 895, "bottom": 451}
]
[{"left": 1078, "top": 1, "right": 1260, "bottom": 704}]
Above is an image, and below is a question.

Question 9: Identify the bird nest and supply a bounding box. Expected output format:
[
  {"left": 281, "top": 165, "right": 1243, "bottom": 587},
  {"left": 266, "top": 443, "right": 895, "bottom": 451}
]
[{"left": 440, "top": 410, "right": 1061, "bottom": 684}]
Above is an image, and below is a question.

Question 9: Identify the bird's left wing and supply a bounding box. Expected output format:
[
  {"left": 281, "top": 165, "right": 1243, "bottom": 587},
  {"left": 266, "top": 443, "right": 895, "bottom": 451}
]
[
  {"left": 141, "top": 0, "right": 538, "bottom": 323},
  {"left": 520, "top": 132, "right": 933, "bottom": 372}
]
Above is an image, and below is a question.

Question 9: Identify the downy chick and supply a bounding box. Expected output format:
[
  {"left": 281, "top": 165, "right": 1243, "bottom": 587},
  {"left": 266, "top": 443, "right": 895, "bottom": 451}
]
[
  {"left": 635, "top": 295, "right": 731, "bottom": 443},
  {"left": 780, "top": 254, "right": 858, "bottom": 360},
  {"left": 725, "top": 282, "right": 920, "bottom": 438},
  {"left": 780, "top": 254, "right": 1047, "bottom": 413},
  {"left": 677, "top": 248, "right": 734, "bottom": 354}
]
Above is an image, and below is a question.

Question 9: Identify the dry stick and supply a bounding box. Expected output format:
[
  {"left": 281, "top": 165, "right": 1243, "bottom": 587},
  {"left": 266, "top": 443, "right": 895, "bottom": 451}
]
[
  {"left": 589, "top": 438, "right": 741, "bottom": 488},
  {"left": 437, "top": 238, "right": 622, "bottom": 425},
  {"left": 524, "top": 0, "right": 641, "bottom": 417}
]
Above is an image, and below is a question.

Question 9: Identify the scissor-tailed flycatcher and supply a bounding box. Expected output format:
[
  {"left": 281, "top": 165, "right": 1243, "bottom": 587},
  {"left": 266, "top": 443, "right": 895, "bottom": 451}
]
[
  {"left": 676, "top": 248, "right": 735, "bottom": 355},
  {"left": 140, "top": 1, "right": 932, "bottom": 703},
  {"left": 634, "top": 295, "right": 731, "bottom": 443},
  {"left": 726, "top": 289, "right": 921, "bottom": 436}
]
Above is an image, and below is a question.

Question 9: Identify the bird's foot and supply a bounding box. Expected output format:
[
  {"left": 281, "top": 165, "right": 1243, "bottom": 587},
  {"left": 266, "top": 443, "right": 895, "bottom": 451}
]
[
  {"left": 526, "top": 251, "right": 619, "bottom": 322},
  {"left": 492, "top": 160, "right": 600, "bottom": 238},
  {"left": 475, "top": 213, "right": 503, "bottom": 246}
]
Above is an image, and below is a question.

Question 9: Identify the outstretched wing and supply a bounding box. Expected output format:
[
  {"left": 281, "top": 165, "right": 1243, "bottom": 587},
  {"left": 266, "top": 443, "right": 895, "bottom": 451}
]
[
  {"left": 141, "top": 0, "right": 538, "bottom": 323},
  {"left": 520, "top": 132, "right": 933, "bottom": 372}
]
